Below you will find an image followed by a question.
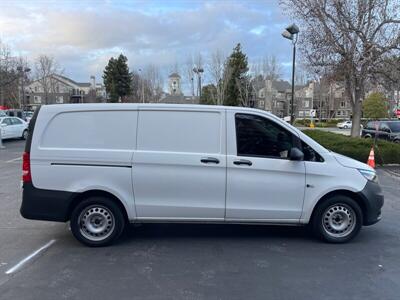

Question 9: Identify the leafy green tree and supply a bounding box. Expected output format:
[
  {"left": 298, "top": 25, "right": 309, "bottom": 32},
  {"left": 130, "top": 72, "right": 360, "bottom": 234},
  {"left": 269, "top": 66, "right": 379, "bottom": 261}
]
[
  {"left": 103, "top": 54, "right": 132, "bottom": 102},
  {"left": 363, "top": 92, "right": 388, "bottom": 119},
  {"left": 223, "top": 43, "right": 249, "bottom": 106},
  {"left": 200, "top": 84, "right": 217, "bottom": 105}
]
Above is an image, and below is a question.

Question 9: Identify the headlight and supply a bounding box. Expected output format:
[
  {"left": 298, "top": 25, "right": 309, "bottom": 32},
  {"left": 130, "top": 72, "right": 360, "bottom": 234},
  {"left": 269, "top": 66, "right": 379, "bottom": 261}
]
[{"left": 358, "top": 169, "right": 378, "bottom": 182}]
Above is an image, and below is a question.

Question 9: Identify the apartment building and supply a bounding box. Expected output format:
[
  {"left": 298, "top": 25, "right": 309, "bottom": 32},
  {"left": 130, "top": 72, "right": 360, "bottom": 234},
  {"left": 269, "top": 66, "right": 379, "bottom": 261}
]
[{"left": 24, "top": 74, "right": 106, "bottom": 110}]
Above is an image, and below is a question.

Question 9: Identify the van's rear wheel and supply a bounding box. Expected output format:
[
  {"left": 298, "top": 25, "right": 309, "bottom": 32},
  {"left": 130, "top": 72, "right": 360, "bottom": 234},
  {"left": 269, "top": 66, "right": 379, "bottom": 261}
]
[
  {"left": 70, "top": 197, "right": 125, "bottom": 247},
  {"left": 312, "top": 196, "right": 362, "bottom": 243}
]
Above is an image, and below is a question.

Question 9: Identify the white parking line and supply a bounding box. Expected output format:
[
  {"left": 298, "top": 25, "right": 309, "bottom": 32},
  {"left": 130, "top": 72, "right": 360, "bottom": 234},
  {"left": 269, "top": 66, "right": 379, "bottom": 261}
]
[
  {"left": 5, "top": 239, "right": 56, "bottom": 275},
  {"left": 5, "top": 157, "right": 21, "bottom": 163}
]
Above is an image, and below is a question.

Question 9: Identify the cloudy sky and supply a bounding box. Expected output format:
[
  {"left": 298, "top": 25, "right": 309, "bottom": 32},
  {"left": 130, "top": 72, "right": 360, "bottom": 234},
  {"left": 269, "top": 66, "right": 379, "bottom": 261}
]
[{"left": 0, "top": 0, "right": 295, "bottom": 92}]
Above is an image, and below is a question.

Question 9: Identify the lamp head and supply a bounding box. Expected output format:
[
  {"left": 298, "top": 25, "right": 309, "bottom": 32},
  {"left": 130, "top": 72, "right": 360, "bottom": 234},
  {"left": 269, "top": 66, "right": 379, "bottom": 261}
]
[
  {"left": 281, "top": 30, "right": 293, "bottom": 40},
  {"left": 286, "top": 23, "right": 299, "bottom": 35}
]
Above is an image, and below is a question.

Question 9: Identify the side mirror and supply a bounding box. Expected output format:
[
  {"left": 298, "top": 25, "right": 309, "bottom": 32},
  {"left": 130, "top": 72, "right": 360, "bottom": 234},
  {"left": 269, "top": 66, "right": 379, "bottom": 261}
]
[
  {"left": 1, "top": 123, "right": 7, "bottom": 127},
  {"left": 289, "top": 147, "right": 304, "bottom": 161}
]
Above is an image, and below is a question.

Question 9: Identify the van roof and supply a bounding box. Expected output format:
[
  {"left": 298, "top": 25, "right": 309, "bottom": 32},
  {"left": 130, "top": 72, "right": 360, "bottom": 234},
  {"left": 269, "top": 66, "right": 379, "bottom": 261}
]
[{"left": 39, "top": 103, "right": 270, "bottom": 114}]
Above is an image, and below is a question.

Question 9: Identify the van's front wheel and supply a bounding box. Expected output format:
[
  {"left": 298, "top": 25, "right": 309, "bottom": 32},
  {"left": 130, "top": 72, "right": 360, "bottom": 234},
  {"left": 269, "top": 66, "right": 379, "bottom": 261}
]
[
  {"left": 312, "top": 196, "right": 362, "bottom": 243},
  {"left": 70, "top": 197, "right": 125, "bottom": 247}
]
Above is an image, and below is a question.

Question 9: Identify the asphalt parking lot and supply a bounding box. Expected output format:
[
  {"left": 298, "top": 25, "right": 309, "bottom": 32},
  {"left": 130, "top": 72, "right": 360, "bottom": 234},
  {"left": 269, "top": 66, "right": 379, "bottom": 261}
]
[{"left": 0, "top": 139, "right": 399, "bottom": 300}]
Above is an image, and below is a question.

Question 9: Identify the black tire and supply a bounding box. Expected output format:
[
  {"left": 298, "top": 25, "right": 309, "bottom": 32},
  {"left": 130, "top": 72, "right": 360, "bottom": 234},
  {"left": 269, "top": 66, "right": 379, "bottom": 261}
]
[
  {"left": 70, "top": 196, "right": 126, "bottom": 247},
  {"left": 311, "top": 195, "right": 363, "bottom": 243},
  {"left": 21, "top": 130, "right": 28, "bottom": 140}
]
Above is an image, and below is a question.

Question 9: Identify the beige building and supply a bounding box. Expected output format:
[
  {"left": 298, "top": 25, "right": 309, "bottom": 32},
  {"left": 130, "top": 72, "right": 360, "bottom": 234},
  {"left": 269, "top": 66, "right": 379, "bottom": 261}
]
[
  {"left": 256, "top": 79, "right": 291, "bottom": 118},
  {"left": 24, "top": 74, "right": 106, "bottom": 110}
]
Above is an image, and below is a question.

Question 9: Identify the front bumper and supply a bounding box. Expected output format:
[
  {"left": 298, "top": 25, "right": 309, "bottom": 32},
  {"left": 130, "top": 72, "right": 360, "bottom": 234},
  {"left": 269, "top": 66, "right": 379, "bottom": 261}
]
[{"left": 358, "top": 180, "right": 384, "bottom": 226}]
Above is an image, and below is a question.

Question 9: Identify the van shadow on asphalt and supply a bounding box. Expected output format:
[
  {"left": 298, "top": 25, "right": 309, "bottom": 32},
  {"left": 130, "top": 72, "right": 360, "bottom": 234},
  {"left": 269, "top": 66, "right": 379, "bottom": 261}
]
[{"left": 120, "top": 223, "right": 312, "bottom": 243}]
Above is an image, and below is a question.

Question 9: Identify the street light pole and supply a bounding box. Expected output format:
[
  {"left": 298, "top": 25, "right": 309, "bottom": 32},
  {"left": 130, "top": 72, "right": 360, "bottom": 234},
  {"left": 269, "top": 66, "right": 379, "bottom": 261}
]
[
  {"left": 17, "top": 66, "right": 31, "bottom": 111},
  {"left": 191, "top": 77, "right": 195, "bottom": 97},
  {"left": 290, "top": 42, "right": 296, "bottom": 124},
  {"left": 193, "top": 67, "right": 204, "bottom": 99},
  {"left": 282, "top": 24, "right": 299, "bottom": 125}
]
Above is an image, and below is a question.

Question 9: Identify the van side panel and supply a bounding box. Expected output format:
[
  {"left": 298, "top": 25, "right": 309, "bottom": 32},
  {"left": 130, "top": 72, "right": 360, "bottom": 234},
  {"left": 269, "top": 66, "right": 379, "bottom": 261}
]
[
  {"left": 29, "top": 109, "right": 138, "bottom": 220},
  {"left": 132, "top": 109, "right": 227, "bottom": 219}
]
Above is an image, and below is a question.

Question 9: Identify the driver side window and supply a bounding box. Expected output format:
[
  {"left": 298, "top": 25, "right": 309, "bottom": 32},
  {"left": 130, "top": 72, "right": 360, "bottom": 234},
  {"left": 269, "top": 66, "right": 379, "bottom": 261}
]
[{"left": 235, "top": 113, "right": 294, "bottom": 159}]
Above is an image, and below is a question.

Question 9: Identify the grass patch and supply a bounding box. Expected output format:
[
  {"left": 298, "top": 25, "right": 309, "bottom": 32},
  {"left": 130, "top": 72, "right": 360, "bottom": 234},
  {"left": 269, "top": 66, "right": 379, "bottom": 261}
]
[{"left": 303, "top": 129, "right": 400, "bottom": 165}]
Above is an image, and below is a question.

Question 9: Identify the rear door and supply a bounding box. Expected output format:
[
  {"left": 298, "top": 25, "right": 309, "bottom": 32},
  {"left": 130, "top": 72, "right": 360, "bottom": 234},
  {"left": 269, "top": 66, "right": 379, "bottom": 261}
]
[
  {"left": 132, "top": 108, "right": 226, "bottom": 220},
  {"left": 226, "top": 111, "right": 305, "bottom": 221}
]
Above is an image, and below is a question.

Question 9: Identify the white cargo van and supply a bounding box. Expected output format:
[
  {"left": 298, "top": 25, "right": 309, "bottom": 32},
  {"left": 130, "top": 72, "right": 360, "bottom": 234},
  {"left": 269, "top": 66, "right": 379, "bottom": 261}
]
[{"left": 21, "top": 104, "right": 383, "bottom": 246}]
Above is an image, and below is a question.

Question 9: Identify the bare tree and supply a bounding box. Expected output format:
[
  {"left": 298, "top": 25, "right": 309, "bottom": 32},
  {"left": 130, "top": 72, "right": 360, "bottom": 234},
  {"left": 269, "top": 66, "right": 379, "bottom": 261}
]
[
  {"left": 208, "top": 50, "right": 226, "bottom": 105},
  {"left": 262, "top": 55, "right": 282, "bottom": 81},
  {"left": 373, "top": 56, "right": 400, "bottom": 116},
  {"left": 34, "top": 55, "right": 62, "bottom": 104},
  {"left": 0, "top": 41, "right": 20, "bottom": 107},
  {"left": 141, "top": 64, "right": 164, "bottom": 102},
  {"left": 281, "top": 0, "right": 400, "bottom": 137},
  {"left": 220, "top": 61, "right": 233, "bottom": 106},
  {"left": 185, "top": 55, "right": 195, "bottom": 97},
  {"left": 236, "top": 75, "right": 254, "bottom": 107},
  {"left": 171, "top": 61, "right": 180, "bottom": 74}
]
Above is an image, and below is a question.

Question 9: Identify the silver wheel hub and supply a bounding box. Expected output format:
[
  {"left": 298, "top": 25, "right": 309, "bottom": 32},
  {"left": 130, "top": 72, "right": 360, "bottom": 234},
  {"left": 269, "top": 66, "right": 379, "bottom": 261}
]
[
  {"left": 79, "top": 205, "right": 115, "bottom": 241},
  {"left": 322, "top": 204, "right": 356, "bottom": 238}
]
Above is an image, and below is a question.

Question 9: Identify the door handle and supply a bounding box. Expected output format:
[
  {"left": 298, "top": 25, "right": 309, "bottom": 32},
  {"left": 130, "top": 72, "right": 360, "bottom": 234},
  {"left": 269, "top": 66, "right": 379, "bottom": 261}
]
[
  {"left": 233, "top": 159, "right": 252, "bottom": 166},
  {"left": 201, "top": 157, "right": 220, "bottom": 164}
]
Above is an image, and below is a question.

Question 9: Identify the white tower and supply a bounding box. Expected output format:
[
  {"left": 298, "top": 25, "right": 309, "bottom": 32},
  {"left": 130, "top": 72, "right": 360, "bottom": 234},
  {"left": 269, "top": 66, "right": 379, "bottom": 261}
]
[{"left": 168, "top": 73, "right": 182, "bottom": 95}]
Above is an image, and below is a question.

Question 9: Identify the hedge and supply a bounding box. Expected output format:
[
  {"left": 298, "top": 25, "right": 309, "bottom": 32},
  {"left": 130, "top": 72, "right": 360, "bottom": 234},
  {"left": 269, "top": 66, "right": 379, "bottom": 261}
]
[
  {"left": 303, "top": 129, "right": 400, "bottom": 165},
  {"left": 294, "top": 119, "right": 344, "bottom": 128}
]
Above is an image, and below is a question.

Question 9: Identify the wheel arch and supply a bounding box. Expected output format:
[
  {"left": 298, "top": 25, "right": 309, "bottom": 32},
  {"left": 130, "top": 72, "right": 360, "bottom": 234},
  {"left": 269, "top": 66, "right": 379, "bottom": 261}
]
[
  {"left": 68, "top": 189, "right": 129, "bottom": 223},
  {"left": 309, "top": 189, "right": 367, "bottom": 225}
]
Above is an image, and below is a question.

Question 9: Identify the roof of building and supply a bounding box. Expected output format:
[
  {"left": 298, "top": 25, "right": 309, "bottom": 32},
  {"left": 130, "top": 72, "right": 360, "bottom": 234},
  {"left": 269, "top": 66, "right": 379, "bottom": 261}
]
[
  {"left": 168, "top": 73, "right": 181, "bottom": 78},
  {"left": 56, "top": 74, "right": 91, "bottom": 87},
  {"left": 27, "top": 74, "right": 98, "bottom": 89},
  {"left": 273, "top": 80, "right": 291, "bottom": 92}
]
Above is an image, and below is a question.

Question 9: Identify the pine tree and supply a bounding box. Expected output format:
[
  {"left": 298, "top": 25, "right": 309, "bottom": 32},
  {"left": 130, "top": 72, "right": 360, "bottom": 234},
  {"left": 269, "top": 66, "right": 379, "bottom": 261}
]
[
  {"left": 103, "top": 54, "right": 132, "bottom": 102},
  {"left": 223, "top": 43, "right": 249, "bottom": 106},
  {"left": 200, "top": 84, "right": 218, "bottom": 105}
]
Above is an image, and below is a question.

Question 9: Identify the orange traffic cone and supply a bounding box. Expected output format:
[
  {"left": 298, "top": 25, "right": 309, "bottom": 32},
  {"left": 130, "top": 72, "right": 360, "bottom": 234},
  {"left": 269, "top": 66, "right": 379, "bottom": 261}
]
[{"left": 367, "top": 147, "right": 375, "bottom": 168}]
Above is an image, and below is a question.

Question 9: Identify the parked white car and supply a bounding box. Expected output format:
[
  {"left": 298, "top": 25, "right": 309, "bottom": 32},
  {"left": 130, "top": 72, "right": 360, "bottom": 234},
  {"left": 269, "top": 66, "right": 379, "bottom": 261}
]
[
  {"left": 21, "top": 104, "right": 383, "bottom": 246},
  {"left": 337, "top": 120, "right": 352, "bottom": 129},
  {"left": 0, "top": 117, "right": 29, "bottom": 140}
]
